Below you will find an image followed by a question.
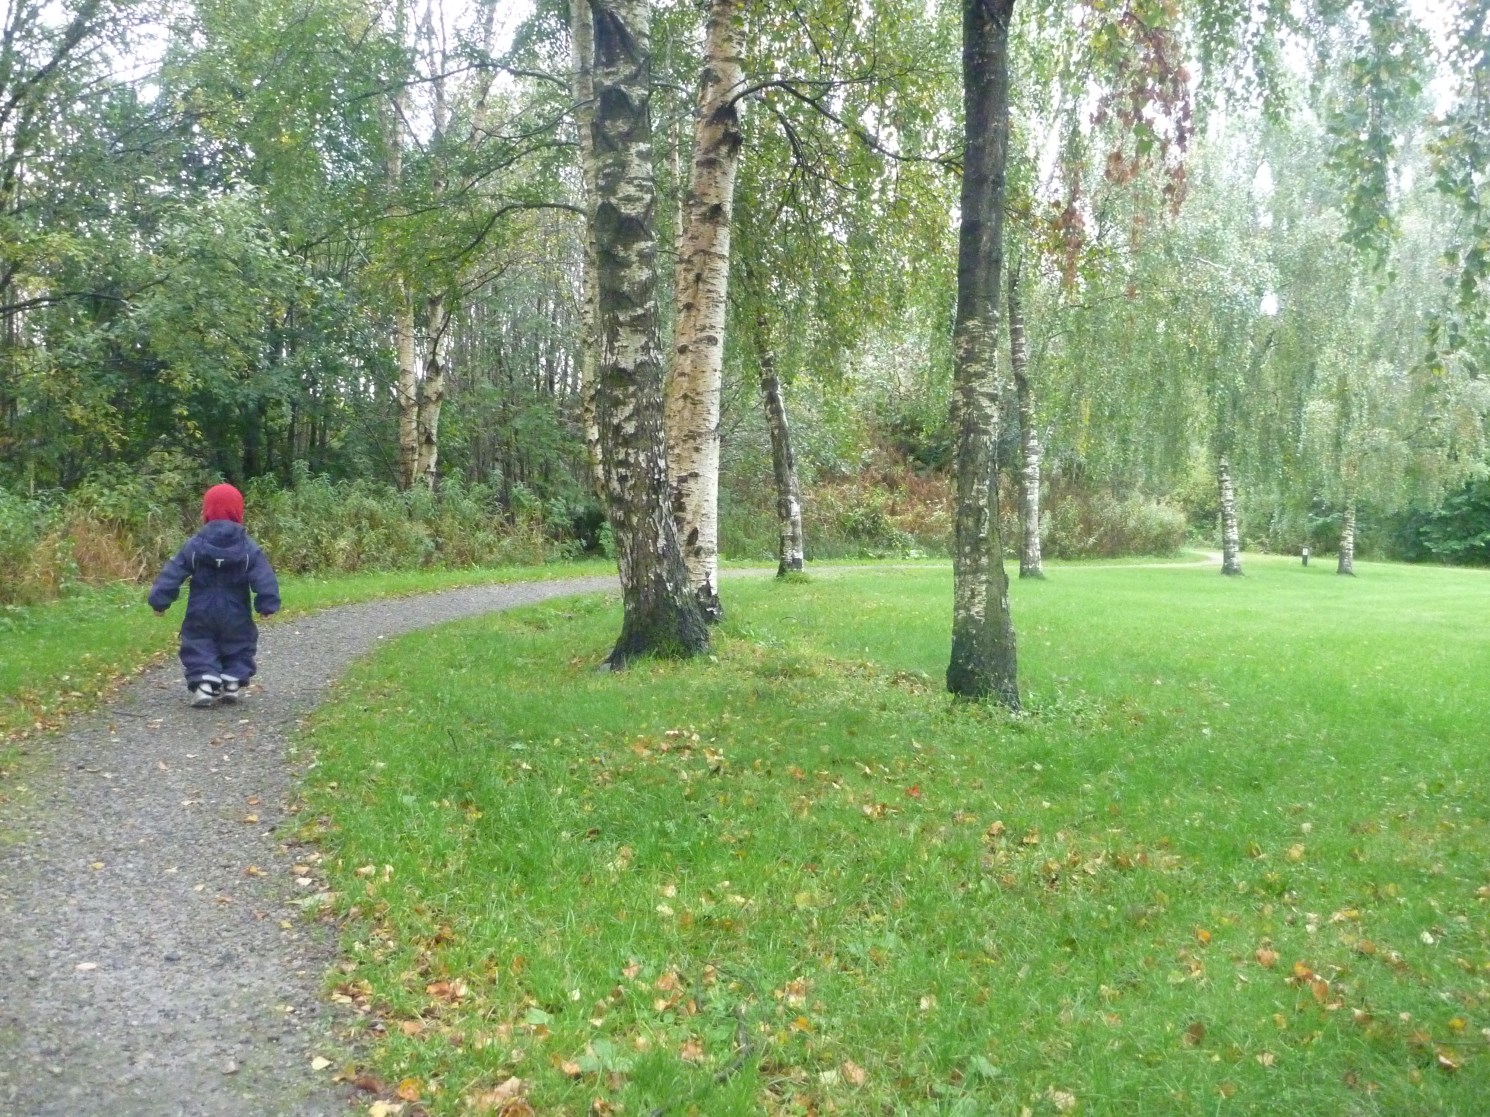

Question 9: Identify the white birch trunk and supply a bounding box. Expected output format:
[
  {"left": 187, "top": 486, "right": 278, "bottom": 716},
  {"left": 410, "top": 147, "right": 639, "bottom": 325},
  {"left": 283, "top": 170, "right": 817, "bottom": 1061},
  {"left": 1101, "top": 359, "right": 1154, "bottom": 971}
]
[
  {"left": 947, "top": 0, "right": 1019, "bottom": 707},
  {"left": 570, "top": 0, "right": 605, "bottom": 495},
  {"left": 756, "top": 314, "right": 804, "bottom": 575},
  {"left": 663, "top": 0, "right": 744, "bottom": 622},
  {"left": 394, "top": 284, "right": 419, "bottom": 490},
  {"left": 1337, "top": 496, "right": 1356, "bottom": 575},
  {"left": 1008, "top": 259, "right": 1043, "bottom": 579},
  {"left": 1218, "top": 455, "right": 1242, "bottom": 576},
  {"left": 414, "top": 294, "right": 451, "bottom": 487},
  {"left": 589, "top": 0, "right": 708, "bottom": 665}
]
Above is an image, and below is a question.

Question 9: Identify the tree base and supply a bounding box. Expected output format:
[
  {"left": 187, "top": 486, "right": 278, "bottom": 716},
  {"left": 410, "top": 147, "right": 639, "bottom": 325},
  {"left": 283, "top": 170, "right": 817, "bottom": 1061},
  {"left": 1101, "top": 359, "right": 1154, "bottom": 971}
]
[{"left": 606, "top": 600, "right": 710, "bottom": 670}]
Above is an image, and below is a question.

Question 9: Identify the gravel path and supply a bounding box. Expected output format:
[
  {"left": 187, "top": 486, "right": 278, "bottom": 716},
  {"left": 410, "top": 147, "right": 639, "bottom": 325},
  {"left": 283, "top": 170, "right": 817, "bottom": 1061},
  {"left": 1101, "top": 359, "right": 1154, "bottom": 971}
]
[{"left": 0, "top": 575, "right": 616, "bottom": 1117}]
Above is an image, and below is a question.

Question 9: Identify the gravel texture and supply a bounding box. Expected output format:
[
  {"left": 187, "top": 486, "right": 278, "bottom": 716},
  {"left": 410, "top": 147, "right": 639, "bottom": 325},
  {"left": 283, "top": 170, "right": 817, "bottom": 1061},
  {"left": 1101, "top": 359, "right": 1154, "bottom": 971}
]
[{"left": 0, "top": 575, "right": 616, "bottom": 1117}]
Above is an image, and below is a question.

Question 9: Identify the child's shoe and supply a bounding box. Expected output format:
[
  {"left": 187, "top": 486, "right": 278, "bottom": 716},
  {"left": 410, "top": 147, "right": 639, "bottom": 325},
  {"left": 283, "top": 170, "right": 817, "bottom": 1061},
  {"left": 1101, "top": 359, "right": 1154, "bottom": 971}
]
[
  {"left": 219, "top": 676, "right": 241, "bottom": 703},
  {"left": 190, "top": 683, "right": 218, "bottom": 707}
]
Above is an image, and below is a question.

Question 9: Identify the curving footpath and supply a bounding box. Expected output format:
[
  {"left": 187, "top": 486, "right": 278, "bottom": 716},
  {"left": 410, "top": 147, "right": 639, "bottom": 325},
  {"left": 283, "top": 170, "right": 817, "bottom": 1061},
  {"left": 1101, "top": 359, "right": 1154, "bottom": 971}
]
[{"left": 0, "top": 576, "right": 615, "bottom": 1117}]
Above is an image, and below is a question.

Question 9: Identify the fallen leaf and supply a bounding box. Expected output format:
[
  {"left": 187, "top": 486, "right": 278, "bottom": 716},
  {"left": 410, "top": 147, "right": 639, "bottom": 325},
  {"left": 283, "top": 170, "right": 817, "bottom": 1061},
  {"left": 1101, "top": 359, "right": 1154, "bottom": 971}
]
[
  {"left": 311, "top": 1056, "right": 332, "bottom": 1071},
  {"left": 841, "top": 1060, "right": 868, "bottom": 1086},
  {"left": 679, "top": 1037, "right": 706, "bottom": 1063},
  {"left": 1046, "top": 1087, "right": 1077, "bottom": 1112},
  {"left": 1255, "top": 947, "right": 1278, "bottom": 969},
  {"left": 465, "top": 1076, "right": 526, "bottom": 1114},
  {"left": 559, "top": 1060, "right": 583, "bottom": 1078},
  {"left": 1183, "top": 1021, "right": 1207, "bottom": 1047},
  {"left": 367, "top": 1102, "right": 404, "bottom": 1117},
  {"left": 426, "top": 979, "right": 468, "bottom": 1003},
  {"left": 395, "top": 1077, "right": 421, "bottom": 1101}
]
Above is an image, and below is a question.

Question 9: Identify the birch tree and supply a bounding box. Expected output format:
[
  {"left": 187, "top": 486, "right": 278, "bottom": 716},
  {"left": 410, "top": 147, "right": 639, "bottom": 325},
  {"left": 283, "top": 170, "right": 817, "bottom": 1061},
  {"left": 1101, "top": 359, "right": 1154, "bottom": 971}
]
[
  {"left": 947, "top": 0, "right": 1019, "bottom": 706},
  {"left": 1007, "top": 254, "right": 1043, "bottom": 578},
  {"left": 663, "top": 0, "right": 745, "bottom": 621},
  {"left": 751, "top": 307, "right": 805, "bottom": 575},
  {"left": 587, "top": 0, "right": 708, "bottom": 665}
]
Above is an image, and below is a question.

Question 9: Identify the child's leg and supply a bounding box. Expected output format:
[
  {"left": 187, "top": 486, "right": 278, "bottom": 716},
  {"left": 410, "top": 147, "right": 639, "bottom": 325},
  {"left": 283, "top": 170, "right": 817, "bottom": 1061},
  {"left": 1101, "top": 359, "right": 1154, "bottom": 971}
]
[
  {"left": 218, "top": 617, "right": 260, "bottom": 689},
  {"left": 178, "top": 615, "right": 224, "bottom": 692}
]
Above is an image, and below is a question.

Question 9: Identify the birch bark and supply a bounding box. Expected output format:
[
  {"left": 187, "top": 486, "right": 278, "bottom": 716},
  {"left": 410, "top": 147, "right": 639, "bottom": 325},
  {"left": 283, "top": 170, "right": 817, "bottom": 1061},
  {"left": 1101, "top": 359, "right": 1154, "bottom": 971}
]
[
  {"left": 570, "top": 0, "right": 605, "bottom": 494},
  {"left": 1337, "top": 495, "right": 1356, "bottom": 575},
  {"left": 947, "top": 0, "right": 1019, "bottom": 707},
  {"left": 756, "top": 313, "right": 805, "bottom": 576},
  {"left": 1218, "top": 455, "right": 1242, "bottom": 575},
  {"left": 413, "top": 294, "right": 451, "bottom": 486},
  {"left": 1007, "top": 257, "right": 1043, "bottom": 579},
  {"left": 663, "top": 0, "right": 744, "bottom": 622},
  {"left": 394, "top": 284, "right": 420, "bottom": 490},
  {"left": 589, "top": 0, "right": 709, "bottom": 665}
]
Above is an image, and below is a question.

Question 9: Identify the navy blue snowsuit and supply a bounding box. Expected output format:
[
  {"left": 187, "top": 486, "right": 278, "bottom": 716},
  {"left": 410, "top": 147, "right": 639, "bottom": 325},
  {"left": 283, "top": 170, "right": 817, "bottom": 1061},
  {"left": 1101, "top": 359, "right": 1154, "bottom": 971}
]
[{"left": 148, "top": 521, "right": 280, "bottom": 691}]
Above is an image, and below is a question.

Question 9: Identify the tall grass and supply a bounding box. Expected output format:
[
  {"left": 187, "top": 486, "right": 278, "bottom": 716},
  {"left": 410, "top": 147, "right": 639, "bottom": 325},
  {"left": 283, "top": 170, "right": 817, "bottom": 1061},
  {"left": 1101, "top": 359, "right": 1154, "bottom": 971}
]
[{"left": 298, "top": 557, "right": 1490, "bottom": 1115}]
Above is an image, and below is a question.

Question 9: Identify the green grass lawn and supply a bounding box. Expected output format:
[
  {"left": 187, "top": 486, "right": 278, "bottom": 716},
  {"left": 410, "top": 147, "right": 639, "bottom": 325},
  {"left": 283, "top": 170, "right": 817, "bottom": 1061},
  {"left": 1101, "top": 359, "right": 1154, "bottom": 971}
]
[
  {"left": 0, "top": 561, "right": 611, "bottom": 789},
  {"left": 298, "top": 555, "right": 1490, "bottom": 1115}
]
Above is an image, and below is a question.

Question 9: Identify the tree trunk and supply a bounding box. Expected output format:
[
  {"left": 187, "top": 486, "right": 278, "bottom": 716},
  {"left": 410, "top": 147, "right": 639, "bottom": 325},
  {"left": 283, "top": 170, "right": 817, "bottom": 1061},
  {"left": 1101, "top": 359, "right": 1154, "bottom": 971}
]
[
  {"left": 570, "top": 0, "right": 606, "bottom": 496},
  {"left": 756, "top": 313, "right": 804, "bottom": 576},
  {"left": 663, "top": 0, "right": 744, "bottom": 622},
  {"left": 1008, "top": 256, "right": 1043, "bottom": 579},
  {"left": 1218, "top": 455, "right": 1242, "bottom": 575},
  {"left": 589, "top": 0, "right": 708, "bottom": 667},
  {"left": 414, "top": 294, "right": 451, "bottom": 487},
  {"left": 947, "top": 0, "right": 1019, "bottom": 708},
  {"left": 1337, "top": 495, "right": 1356, "bottom": 575},
  {"left": 393, "top": 284, "right": 419, "bottom": 490}
]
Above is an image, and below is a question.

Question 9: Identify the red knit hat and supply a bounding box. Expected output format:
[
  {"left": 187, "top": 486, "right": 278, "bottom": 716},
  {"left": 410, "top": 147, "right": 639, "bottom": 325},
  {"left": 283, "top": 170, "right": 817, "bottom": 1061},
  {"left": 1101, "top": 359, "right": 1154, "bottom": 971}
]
[{"left": 202, "top": 483, "right": 245, "bottom": 524}]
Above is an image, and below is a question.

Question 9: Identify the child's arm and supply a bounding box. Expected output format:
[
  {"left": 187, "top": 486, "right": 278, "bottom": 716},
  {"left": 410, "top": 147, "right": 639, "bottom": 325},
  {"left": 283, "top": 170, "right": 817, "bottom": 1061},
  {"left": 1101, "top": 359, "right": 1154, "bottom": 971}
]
[
  {"left": 248, "top": 545, "right": 281, "bottom": 615},
  {"left": 147, "top": 543, "right": 193, "bottom": 612}
]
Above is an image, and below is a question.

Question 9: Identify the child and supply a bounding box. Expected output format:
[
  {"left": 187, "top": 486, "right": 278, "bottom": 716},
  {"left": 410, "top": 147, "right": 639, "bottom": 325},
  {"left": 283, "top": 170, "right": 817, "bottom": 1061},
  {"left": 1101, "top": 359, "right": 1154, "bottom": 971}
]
[{"left": 149, "top": 483, "right": 280, "bottom": 706}]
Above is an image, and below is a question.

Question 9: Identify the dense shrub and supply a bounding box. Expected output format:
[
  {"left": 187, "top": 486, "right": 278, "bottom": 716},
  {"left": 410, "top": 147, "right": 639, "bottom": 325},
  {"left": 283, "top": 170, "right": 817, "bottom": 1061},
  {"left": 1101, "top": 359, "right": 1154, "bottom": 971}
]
[
  {"left": 1040, "top": 491, "right": 1188, "bottom": 559},
  {"left": 0, "top": 467, "right": 583, "bottom": 604},
  {"left": 1415, "top": 472, "right": 1490, "bottom": 565}
]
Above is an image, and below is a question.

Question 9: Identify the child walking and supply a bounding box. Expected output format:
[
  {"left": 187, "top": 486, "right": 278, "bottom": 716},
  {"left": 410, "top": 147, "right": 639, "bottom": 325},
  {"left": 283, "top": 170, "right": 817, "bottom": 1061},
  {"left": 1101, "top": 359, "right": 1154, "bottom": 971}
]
[{"left": 149, "top": 484, "right": 280, "bottom": 706}]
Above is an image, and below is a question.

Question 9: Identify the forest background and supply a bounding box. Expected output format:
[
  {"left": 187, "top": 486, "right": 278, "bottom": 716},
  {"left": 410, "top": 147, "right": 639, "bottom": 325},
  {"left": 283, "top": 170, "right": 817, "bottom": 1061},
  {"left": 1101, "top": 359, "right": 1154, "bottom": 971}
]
[{"left": 3, "top": 0, "right": 1489, "bottom": 609}]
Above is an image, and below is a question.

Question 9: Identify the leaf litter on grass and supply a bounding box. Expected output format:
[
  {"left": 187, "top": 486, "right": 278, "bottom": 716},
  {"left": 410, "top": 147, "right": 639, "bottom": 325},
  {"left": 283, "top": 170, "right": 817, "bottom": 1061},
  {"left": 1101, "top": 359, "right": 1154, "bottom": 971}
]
[{"left": 303, "top": 567, "right": 1490, "bottom": 1115}]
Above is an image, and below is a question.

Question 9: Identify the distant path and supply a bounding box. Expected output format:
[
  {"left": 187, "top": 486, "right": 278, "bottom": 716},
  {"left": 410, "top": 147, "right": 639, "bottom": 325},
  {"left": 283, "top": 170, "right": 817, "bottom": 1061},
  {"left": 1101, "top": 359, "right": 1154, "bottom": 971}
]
[
  {"left": 0, "top": 575, "right": 614, "bottom": 1117},
  {"left": 0, "top": 555, "right": 1221, "bottom": 1115}
]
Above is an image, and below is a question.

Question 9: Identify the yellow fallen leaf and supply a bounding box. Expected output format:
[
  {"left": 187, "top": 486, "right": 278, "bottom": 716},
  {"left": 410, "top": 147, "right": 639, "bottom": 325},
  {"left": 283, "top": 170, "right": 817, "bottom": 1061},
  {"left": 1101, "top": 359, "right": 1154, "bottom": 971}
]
[
  {"left": 464, "top": 1075, "right": 526, "bottom": 1114},
  {"left": 396, "top": 1077, "right": 421, "bottom": 1101},
  {"left": 310, "top": 1056, "right": 332, "bottom": 1071}
]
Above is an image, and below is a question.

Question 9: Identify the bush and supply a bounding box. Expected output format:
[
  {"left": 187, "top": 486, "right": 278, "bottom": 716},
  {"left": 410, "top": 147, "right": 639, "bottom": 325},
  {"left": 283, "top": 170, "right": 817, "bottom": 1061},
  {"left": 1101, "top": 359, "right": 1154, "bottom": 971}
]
[
  {"left": 0, "top": 488, "right": 66, "bottom": 604},
  {"left": 1042, "top": 491, "right": 1187, "bottom": 559}
]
